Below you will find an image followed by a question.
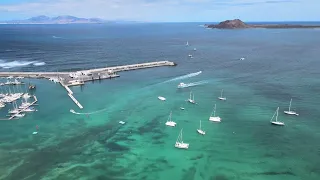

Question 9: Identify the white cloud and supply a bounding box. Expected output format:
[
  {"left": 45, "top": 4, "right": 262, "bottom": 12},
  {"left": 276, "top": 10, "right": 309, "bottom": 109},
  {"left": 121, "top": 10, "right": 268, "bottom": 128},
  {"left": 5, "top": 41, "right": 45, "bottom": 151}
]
[{"left": 0, "top": 0, "right": 318, "bottom": 22}]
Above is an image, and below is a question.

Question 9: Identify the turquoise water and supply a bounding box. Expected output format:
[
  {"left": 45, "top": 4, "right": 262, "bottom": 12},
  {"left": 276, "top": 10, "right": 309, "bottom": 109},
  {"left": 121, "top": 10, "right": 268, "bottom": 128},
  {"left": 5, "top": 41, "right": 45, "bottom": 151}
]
[{"left": 0, "top": 24, "right": 320, "bottom": 180}]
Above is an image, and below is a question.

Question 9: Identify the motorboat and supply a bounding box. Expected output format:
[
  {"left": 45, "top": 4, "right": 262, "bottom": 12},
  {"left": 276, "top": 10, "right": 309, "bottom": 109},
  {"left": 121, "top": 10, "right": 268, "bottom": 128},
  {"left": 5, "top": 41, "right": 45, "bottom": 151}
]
[
  {"left": 158, "top": 96, "right": 166, "bottom": 101},
  {"left": 178, "top": 83, "right": 187, "bottom": 88}
]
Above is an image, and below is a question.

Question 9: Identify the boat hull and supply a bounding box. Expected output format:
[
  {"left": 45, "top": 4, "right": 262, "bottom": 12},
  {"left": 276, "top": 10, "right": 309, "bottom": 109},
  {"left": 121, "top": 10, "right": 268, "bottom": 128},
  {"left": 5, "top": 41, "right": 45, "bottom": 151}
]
[
  {"left": 284, "top": 111, "right": 299, "bottom": 116},
  {"left": 166, "top": 121, "right": 176, "bottom": 127},
  {"left": 187, "top": 99, "right": 196, "bottom": 104},
  {"left": 209, "top": 116, "right": 221, "bottom": 122},
  {"left": 158, "top": 96, "right": 166, "bottom": 101},
  {"left": 175, "top": 142, "right": 189, "bottom": 149},
  {"left": 271, "top": 121, "right": 285, "bottom": 126},
  {"left": 197, "top": 129, "right": 205, "bottom": 135},
  {"left": 218, "top": 97, "right": 226, "bottom": 101}
]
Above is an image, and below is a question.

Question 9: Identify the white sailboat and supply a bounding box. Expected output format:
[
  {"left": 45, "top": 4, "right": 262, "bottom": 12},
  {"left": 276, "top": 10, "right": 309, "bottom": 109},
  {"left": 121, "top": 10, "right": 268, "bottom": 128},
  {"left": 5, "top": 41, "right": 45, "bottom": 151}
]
[
  {"left": 187, "top": 91, "right": 196, "bottom": 104},
  {"left": 23, "top": 107, "right": 36, "bottom": 112},
  {"left": 175, "top": 128, "right": 189, "bottom": 149},
  {"left": 284, "top": 98, "right": 299, "bottom": 116},
  {"left": 186, "top": 41, "right": 189, "bottom": 46},
  {"left": 14, "top": 113, "right": 25, "bottom": 118},
  {"left": 19, "top": 97, "right": 31, "bottom": 109},
  {"left": 209, "top": 104, "right": 221, "bottom": 122},
  {"left": 165, "top": 111, "right": 176, "bottom": 127},
  {"left": 197, "top": 120, "right": 205, "bottom": 135},
  {"left": 218, "top": 89, "right": 226, "bottom": 101},
  {"left": 8, "top": 101, "right": 19, "bottom": 114},
  {"left": 270, "top": 107, "right": 285, "bottom": 126}
]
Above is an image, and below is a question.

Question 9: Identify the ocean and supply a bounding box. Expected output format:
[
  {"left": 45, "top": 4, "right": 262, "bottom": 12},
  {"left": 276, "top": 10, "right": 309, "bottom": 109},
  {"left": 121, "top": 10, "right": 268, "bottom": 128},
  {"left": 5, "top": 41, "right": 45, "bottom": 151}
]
[{"left": 0, "top": 23, "right": 319, "bottom": 180}]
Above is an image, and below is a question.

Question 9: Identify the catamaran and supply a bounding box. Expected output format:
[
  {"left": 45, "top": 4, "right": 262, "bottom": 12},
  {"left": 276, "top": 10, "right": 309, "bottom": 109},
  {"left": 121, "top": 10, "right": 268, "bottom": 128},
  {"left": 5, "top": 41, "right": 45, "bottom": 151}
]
[
  {"left": 197, "top": 120, "right": 205, "bottom": 135},
  {"left": 209, "top": 104, "right": 221, "bottom": 122},
  {"left": 175, "top": 128, "right": 189, "bottom": 149},
  {"left": 165, "top": 111, "right": 176, "bottom": 127},
  {"left": 270, "top": 107, "right": 285, "bottom": 126},
  {"left": 218, "top": 89, "right": 226, "bottom": 101},
  {"left": 284, "top": 98, "right": 299, "bottom": 116},
  {"left": 187, "top": 91, "right": 196, "bottom": 104}
]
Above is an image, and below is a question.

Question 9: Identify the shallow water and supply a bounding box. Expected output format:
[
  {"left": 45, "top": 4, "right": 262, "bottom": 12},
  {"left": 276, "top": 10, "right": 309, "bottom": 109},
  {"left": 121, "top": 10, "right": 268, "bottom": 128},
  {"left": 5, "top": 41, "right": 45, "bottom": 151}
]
[{"left": 0, "top": 23, "right": 320, "bottom": 180}]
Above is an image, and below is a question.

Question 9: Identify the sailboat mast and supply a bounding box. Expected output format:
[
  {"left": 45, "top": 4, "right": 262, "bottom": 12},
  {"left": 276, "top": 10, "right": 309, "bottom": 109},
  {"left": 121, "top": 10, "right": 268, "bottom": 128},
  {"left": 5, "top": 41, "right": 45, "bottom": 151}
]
[
  {"left": 289, "top": 99, "right": 292, "bottom": 111},
  {"left": 221, "top": 89, "right": 223, "bottom": 97},
  {"left": 200, "top": 120, "right": 202, "bottom": 130},
  {"left": 214, "top": 104, "right": 216, "bottom": 116},
  {"left": 276, "top": 107, "right": 279, "bottom": 122},
  {"left": 181, "top": 129, "right": 183, "bottom": 142}
]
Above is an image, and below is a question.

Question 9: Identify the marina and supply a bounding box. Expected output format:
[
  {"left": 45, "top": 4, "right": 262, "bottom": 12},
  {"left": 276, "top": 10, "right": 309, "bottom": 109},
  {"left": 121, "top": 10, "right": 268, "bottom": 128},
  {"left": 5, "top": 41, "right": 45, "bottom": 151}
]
[{"left": 0, "top": 61, "right": 176, "bottom": 109}]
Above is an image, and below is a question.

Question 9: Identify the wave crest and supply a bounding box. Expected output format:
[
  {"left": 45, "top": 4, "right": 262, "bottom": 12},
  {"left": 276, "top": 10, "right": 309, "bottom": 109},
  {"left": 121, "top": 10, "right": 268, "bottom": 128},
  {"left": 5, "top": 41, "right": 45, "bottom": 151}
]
[{"left": 0, "top": 59, "right": 46, "bottom": 69}]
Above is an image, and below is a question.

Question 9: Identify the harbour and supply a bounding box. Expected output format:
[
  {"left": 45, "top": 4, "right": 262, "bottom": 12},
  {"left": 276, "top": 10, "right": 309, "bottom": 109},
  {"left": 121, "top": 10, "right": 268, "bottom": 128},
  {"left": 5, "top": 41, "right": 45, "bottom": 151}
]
[{"left": 0, "top": 61, "right": 176, "bottom": 110}]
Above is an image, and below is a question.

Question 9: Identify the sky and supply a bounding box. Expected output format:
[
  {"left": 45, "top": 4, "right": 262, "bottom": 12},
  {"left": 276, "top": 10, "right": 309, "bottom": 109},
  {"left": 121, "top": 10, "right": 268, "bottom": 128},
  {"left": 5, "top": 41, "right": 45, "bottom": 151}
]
[{"left": 0, "top": 0, "right": 318, "bottom": 22}]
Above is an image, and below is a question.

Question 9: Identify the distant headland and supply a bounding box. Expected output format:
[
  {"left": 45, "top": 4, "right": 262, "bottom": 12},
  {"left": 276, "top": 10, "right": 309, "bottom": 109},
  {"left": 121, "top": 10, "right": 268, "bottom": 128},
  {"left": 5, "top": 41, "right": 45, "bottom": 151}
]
[
  {"left": 0, "top": 15, "right": 134, "bottom": 24},
  {"left": 205, "top": 19, "right": 320, "bottom": 29}
]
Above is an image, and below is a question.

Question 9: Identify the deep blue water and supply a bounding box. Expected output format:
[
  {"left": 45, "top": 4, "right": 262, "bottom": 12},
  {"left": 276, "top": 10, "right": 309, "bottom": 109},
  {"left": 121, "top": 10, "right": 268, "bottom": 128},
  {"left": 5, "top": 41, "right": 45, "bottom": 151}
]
[{"left": 0, "top": 23, "right": 320, "bottom": 180}]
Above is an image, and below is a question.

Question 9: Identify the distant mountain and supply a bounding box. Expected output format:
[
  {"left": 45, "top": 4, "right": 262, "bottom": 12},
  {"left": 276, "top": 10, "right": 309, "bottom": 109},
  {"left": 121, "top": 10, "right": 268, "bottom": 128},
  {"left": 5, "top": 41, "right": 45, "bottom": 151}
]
[
  {"left": 206, "top": 19, "right": 249, "bottom": 29},
  {"left": 205, "top": 19, "right": 320, "bottom": 29},
  {"left": 3, "top": 15, "right": 105, "bottom": 24}
]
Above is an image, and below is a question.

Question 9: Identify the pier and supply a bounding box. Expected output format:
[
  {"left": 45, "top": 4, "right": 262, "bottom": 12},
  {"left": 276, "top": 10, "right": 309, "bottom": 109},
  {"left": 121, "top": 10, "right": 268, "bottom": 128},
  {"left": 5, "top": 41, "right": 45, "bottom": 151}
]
[{"left": 0, "top": 61, "right": 176, "bottom": 109}]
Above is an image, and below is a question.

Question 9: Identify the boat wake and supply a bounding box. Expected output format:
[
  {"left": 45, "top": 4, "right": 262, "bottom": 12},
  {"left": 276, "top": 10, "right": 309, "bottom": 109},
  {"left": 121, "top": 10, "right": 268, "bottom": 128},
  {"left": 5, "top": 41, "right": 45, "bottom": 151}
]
[
  {"left": 178, "top": 80, "right": 208, "bottom": 88},
  {"left": 0, "top": 59, "right": 46, "bottom": 69},
  {"left": 162, "top": 71, "right": 202, "bottom": 84},
  {"left": 52, "top": 36, "right": 62, "bottom": 39},
  {"left": 70, "top": 108, "right": 108, "bottom": 115}
]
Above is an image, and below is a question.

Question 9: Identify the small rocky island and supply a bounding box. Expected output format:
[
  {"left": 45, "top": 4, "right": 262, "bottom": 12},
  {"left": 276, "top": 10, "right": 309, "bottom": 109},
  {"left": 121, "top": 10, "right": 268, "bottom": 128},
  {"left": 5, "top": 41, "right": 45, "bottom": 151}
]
[{"left": 206, "top": 19, "right": 320, "bottom": 29}]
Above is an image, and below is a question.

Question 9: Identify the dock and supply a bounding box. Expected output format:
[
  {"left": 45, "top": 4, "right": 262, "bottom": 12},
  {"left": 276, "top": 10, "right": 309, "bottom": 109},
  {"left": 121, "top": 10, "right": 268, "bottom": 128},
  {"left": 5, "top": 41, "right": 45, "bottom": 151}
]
[{"left": 0, "top": 61, "right": 176, "bottom": 109}]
